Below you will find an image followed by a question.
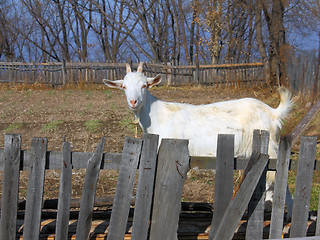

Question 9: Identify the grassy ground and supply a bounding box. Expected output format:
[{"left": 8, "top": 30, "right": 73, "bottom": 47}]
[{"left": 0, "top": 83, "right": 320, "bottom": 209}]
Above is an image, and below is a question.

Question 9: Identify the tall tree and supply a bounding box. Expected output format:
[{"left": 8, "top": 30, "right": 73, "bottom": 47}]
[{"left": 254, "top": 0, "right": 287, "bottom": 85}]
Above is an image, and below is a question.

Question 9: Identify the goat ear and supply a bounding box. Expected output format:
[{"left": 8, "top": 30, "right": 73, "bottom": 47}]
[
  {"left": 103, "top": 79, "right": 124, "bottom": 89},
  {"left": 147, "top": 74, "right": 161, "bottom": 88},
  {"left": 137, "top": 62, "right": 144, "bottom": 73}
]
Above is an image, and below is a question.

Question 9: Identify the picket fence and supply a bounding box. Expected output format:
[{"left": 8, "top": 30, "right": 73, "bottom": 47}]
[
  {"left": 0, "top": 130, "right": 319, "bottom": 239},
  {"left": 0, "top": 61, "right": 265, "bottom": 87}
]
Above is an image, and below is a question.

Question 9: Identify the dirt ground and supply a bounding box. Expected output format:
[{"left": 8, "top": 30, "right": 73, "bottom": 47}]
[{"left": 0, "top": 84, "right": 319, "bottom": 205}]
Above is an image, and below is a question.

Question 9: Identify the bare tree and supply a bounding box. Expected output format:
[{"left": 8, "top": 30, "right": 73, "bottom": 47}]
[
  {"left": 68, "top": 0, "right": 93, "bottom": 62},
  {"left": 90, "top": 0, "right": 132, "bottom": 62},
  {"left": 254, "top": 0, "right": 287, "bottom": 86},
  {"left": 0, "top": 0, "right": 19, "bottom": 61}
]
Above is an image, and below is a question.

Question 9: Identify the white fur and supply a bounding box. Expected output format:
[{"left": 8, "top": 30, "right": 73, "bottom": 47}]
[{"left": 104, "top": 62, "right": 293, "bottom": 218}]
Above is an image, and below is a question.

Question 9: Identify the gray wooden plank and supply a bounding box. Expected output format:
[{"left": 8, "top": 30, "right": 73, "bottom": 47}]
[
  {"left": 269, "top": 136, "right": 292, "bottom": 239},
  {"left": 246, "top": 130, "right": 269, "bottom": 240},
  {"left": 271, "top": 237, "right": 320, "bottom": 240},
  {"left": 106, "top": 137, "right": 143, "bottom": 240},
  {"left": 209, "top": 134, "right": 234, "bottom": 239},
  {"left": 55, "top": 141, "right": 72, "bottom": 240},
  {"left": 23, "top": 137, "right": 48, "bottom": 240},
  {"left": 149, "top": 138, "right": 190, "bottom": 240},
  {"left": 131, "top": 134, "right": 159, "bottom": 240},
  {"left": 0, "top": 150, "right": 122, "bottom": 170},
  {"left": 0, "top": 134, "right": 21, "bottom": 240},
  {"left": 316, "top": 190, "right": 320, "bottom": 236},
  {"left": 1, "top": 148, "right": 320, "bottom": 171},
  {"left": 75, "top": 137, "right": 106, "bottom": 240},
  {"left": 212, "top": 153, "right": 269, "bottom": 240},
  {"left": 290, "top": 136, "right": 317, "bottom": 238}
]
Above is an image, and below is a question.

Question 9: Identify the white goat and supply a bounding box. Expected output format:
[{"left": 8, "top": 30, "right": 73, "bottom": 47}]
[{"left": 104, "top": 62, "right": 293, "bottom": 216}]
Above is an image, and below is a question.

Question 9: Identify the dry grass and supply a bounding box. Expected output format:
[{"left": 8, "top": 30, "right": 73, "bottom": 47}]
[{"left": 0, "top": 83, "right": 320, "bottom": 209}]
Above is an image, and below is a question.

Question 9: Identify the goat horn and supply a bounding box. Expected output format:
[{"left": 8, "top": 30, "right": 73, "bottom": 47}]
[
  {"left": 126, "top": 63, "right": 132, "bottom": 73},
  {"left": 137, "top": 62, "right": 144, "bottom": 73}
]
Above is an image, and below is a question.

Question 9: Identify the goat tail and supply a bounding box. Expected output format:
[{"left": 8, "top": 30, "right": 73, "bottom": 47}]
[{"left": 275, "top": 87, "right": 293, "bottom": 121}]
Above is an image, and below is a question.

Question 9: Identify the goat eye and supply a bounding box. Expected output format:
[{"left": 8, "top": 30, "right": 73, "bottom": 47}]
[{"left": 122, "top": 85, "right": 127, "bottom": 89}]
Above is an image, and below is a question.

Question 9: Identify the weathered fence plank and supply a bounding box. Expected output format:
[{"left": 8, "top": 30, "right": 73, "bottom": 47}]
[
  {"left": 55, "top": 141, "right": 72, "bottom": 240},
  {"left": 76, "top": 137, "right": 106, "bottom": 240},
  {"left": 0, "top": 134, "right": 21, "bottom": 240},
  {"left": 131, "top": 134, "right": 159, "bottom": 240},
  {"left": 212, "top": 152, "right": 269, "bottom": 240},
  {"left": 246, "top": 130, "right": 270, "bottom": 240},
  {"left": 209, "top": 134, "right": 234, "bottom": 239},
  {"left": 106, "top": 137, "right": 143, "bottom": 240},
  {"left": 316, "top": 190, "right": 320, "bottom": 236},
  {"left": 269, "top": 136, "right": 292, "bottom": 239},
  {"left": 149, "top": 139, "right": 189, "bottom": 240},
  {"left": 290, "top": 136, "right": 317, "bottom": 238},
  {"left": 23, "top": 137, "right": 48, "bottom": 240}
]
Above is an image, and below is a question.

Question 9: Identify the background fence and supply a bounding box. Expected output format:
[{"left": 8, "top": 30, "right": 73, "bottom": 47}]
[
  {"left": 0, "top": 61, "right": 265, "bottom": 87},
  {"left": 0, "top": 58, "right": 319, "bottom": 92}
]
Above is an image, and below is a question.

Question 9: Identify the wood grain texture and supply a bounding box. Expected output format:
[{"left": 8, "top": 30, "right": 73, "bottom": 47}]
[
  {"left": 0, "top": 134, "right": 21, "bottom": 240},
  {"left": 107, "top": 137, "right": 143, "bottom": 240},
  {"left": 76, "top": 137, "right": 105, "bottom": 240},
  {"left": 246, "top": 130, "right": 269, "bottom": 240},
  {"left": 131, "top": 134, "right": 159, "bottom": 240},
  {"left": 269, "top": 136, "right": 292, "bottom": 239},
  {"left": 290, "top": 136, "right": 317, "bottom": 238},
  {"left": 23, "top": 137, "right": 48, "bottom": 240},
  {"left": 149, "top": 138, "right": 189, "bottom": 240},
  {"left": 55, "top": 141, "right": 72, "bottom": 240},
  {"left": 209, "top": 134, "right": 234, "bottom": 239}
]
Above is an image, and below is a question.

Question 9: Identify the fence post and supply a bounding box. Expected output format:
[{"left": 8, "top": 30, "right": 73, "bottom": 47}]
[
  {"left": 107, "top": 137, "right": 143, "bottom": 240},
  {"left": 209, "top": 134, "right": 234, "bottom": 239},
  {"left": 76, "top": 137, "right": 106, "bottom": 240},
  {"left": 62, "top": 59, "right": 67, "bottom": 85},
  {"left": 0, "top": 134, "right": 21, "bottom": 240},
  {"left": 166, "top": 62, "right": 173, "bottom": 86},
  {"left": 269, "top": 136, "right": 292, "bottom": 239},
  {"left": 131, "top": 134, "right": 159, "bottom": 240},
  {"left": 246, "top": 130, "right": 269, "bottom": 240},
  {"left": 149, "top": 138, "right": 189, "bottom": 240},
  {"left": 55, "top": 140, "right": 72, "bottom": 240},
  {"left": 23, "top": 137, "right": 48, "bottom": 240},
  {"left": 290, "top": 136, "right": 317, "bottom": 238}
]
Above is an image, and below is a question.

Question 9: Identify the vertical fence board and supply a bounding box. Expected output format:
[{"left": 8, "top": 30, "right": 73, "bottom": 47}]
[
  {"left": 209, "top": 134, "right": 234, "bottom": 239},
  {"left": 269, "top": 136, "right": 292, "bottom": 239},
  {"left": 212, "top": 153, "right": 269, "bottom": 240},
  {"left": 55, "top": 141, "right": 72, "bottom": 240},
  {"left": 290, "top": 136, "right": 317, "bottom": 238},
  {"left": 107, "top": 137, "right": 143, "bottom": 240},
  {"left": 0, "top": 134, "right": 21, "bottom": 240},
  {"left": 131, "top": 134, "right": 159, "bottom": 240},
  {"left": 316, "top": 190, "right": 320, "bottom": 236},
  {"left": 246, "top": 130, "right": 269, "bottom": 240},
  {"left": 149, "top": 139, "right": 189, "bottom": 240},
  {"left": 23, "top": 137, "right": 48, "bottom": 240},
  {"left": 75, "top": 137, "right": 105, "bottom": 240}
]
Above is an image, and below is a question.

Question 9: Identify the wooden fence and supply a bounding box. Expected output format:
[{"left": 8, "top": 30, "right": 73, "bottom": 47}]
[
  {"left": 0, "top": 131, "right": 319, "bottom": 239},
  {"left": 0, "top": 62, "right": 265, "bottom": 87}
]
